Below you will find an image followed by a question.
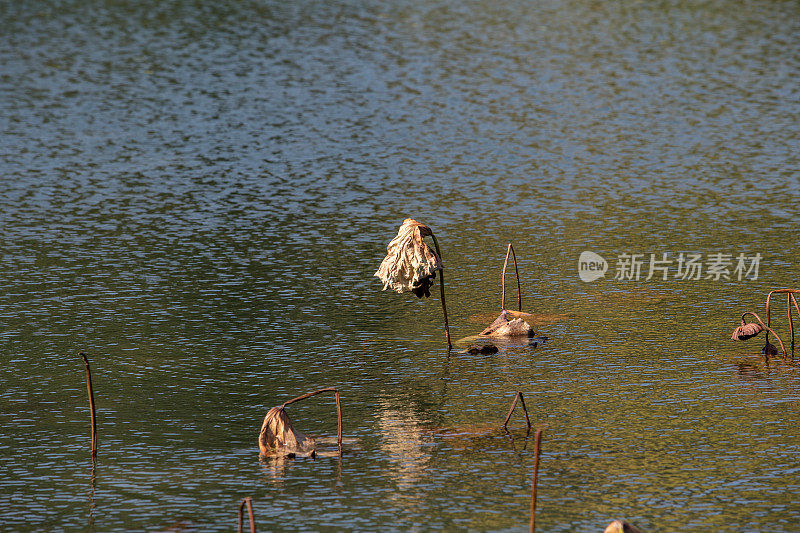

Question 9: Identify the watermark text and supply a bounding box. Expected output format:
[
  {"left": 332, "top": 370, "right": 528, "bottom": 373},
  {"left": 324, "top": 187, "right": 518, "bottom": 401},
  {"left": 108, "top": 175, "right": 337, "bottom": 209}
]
[{"left": 579, "top": 251, "right": 761, "bottom": 282}]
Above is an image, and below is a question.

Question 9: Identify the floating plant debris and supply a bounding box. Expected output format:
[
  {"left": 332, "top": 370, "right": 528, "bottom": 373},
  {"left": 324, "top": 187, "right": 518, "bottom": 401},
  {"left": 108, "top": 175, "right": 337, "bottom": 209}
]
[
  {"left": 455, "top": 332, "right": 546, "bottom": 349},
  {"left": 469, "top": 310, "right": 573, "bottom": 327},
  {"left": 480, "top": 310, "right": 535, "bottom": 337}
]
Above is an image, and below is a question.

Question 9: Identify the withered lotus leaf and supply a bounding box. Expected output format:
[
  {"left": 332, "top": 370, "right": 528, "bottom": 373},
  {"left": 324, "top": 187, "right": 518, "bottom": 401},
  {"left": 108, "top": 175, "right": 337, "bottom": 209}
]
[
  {"left": 480, "top": 310, "right": 535, "bottom": 337},
  {"left": 604, "top": 520, "right": 644, "bottom": 533},
  {"left": 731, "top": 322, "right": 763, "bottom": 341},
  {"left": 375, "top": 219, "right": 442, "bottom": 298},
  {"left": 258, "top": 407, "right": 316, "bottom": 457}
]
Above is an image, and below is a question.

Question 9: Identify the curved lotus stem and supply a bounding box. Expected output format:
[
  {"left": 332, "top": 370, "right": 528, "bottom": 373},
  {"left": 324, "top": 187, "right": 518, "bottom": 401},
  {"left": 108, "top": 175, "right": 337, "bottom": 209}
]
[
  {"left": 238, "top": 497, "right": 256, "bottom": 533},
  {"left": 764, "top": 289, "right": 800, "bottom": 323},
  {"left": 791, "top": 293, "right": 800, "bottom": 320},
  {"left": 791, "top": 294, "right": 800, "bottom": 353},
  {"left": 764, "top": 289, "right": 800, "bottom": 350},
  {"left": 429, "top": 233, "right": 452, "bottom": 349},
  {"left": 501, "top": 244, "right": 522, "bottom": 312},
  {"left": 789, "top": 293, "right": 795, "bottom": 352},
  {"left": 281, "top": 387, "right": 343, "bottom": 455},
  {"left": 501, "top": 391, "right": 531, "bottom": 430},
  {"left": 766, "top": 289, "right": 800, "bottom": 344},
  {"left": 740, "top": 311, "right": 787, "bottom": 358}
]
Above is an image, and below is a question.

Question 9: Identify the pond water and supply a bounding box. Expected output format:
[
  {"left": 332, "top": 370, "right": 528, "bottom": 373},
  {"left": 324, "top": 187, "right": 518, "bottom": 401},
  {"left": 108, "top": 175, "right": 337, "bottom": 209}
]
[{"left": 2, "top": 0, "right": 800, "bottom": 531}]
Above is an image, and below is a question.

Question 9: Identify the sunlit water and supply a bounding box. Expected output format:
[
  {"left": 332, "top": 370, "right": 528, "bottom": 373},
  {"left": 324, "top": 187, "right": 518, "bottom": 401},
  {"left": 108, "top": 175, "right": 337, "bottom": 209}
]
[{"left": 2, "top": 0, "right": 800, "bottom": 531}]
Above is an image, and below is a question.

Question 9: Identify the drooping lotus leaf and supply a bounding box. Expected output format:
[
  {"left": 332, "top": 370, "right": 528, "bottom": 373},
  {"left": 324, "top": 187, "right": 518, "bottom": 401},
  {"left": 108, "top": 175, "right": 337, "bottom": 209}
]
[
  {"left": 258, "top": 407, "right": 316, "bottom": 457},
  {"left": 731, "top": 321, "right": 763, "bottom": 341},
  {"left": 479, "top": 310, "right": 535, "bottom": 337},
  {"left": 374, "top": 219, "right": 442, "bottom": 298}
]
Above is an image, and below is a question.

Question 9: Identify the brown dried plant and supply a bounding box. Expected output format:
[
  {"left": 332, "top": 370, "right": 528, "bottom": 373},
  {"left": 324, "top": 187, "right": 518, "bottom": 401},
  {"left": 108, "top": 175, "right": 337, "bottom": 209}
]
[
  {"left": 731, "top": 289, "right": 800, "bottom": 360},
  {"left": 258, "top": 407, "right": 316, "bottom": 457},
  {"left": 258, "top": 387, "right": 343, "bottom": 458},
  {"left": 480, "top": 244, "right": 535, "bottom": 338},
  {"left": 375, "top": 218, "right": 452, "bottom": 347}
]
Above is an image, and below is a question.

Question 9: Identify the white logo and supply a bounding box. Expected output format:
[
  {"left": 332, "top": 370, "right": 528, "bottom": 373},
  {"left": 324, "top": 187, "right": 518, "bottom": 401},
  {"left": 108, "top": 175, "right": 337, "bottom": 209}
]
[{"left": 578, "top": 251, "right": 608, "bottom": 282}]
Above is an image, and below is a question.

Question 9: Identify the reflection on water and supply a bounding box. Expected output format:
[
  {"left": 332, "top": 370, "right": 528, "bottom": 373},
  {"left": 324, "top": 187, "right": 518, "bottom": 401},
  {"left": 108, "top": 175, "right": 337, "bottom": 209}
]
[
  {"left": 736, "top": 362, "right": 766, "bottom": 383},
  {"left": 375, "top": 401, "right": 432, "bottom": 501},
  {"left": 259, "top": 437, "right": 349, "bottom": 486},
  {"left": 87, "top": 460, "right": 96, "bottom": 533},
  {"left": 259, "top": 454, "right": 294, "bottom": 486},
  {"left": 152, "top": 520, "right": 200, "bottom": 533}
]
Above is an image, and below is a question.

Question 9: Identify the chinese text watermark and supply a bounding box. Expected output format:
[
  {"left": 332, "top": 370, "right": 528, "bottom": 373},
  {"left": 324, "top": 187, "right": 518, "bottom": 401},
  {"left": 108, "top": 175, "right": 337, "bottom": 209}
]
[{"left": 578, "top": 251, "right": 761, "bottom": 282}]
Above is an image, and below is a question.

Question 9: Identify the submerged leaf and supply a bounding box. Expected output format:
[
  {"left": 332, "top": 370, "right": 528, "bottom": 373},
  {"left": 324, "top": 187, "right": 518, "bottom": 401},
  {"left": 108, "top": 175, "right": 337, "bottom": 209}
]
[
  {"left": 731, "top": 321, "right": 763, "bottom": 341},
  {"left": 258, "top": 407, "right": 316, "bottom": 457},
  {"left": 375, "top": 219, "right": 442, "bottom": 297},
  {"left": 464, "top": 344, "right": 499, "bottom": 355}
]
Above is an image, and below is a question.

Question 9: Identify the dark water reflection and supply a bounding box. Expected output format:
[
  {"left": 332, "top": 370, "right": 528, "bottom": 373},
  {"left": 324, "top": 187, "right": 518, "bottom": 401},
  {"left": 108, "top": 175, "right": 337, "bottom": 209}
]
[{"left": 2, "top": 0, "right": 800, "bottom": 531}]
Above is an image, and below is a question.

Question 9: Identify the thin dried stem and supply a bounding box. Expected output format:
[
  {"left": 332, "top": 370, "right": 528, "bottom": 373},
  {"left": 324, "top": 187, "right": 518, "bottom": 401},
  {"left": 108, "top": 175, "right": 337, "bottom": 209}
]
[
  {"left": 791, "top": 294, "right": 800, "bottom": 321},
  {"left": 788, "top": 293, "right": 794, "bottom": 351},
  {"left": 530, "top": 428, "right": 543, "bottom": 533},
  {"left": 502, "top": 391, "right": 532, "bottom": 430},
  {"left": 791, "top": 294, "right": 800, "bottom": 356},
  {"left": 765, "top": 289, "right": 800, "bottom": 346},
  {"left": 501, "top": 243, "right": 522, "bottom": 312},
  {"left": 429, "top": 233, "right": 452, "bottom": 349},
  {"left": 238, "top": 497, "right": 256, "bottom": 533},
  {"left": 334, "top": 390, "right": 342, "bottom": 453},
  {"left": 281, "top": 387, "right": 343, "bottom": 455},
  {"left": 80, "top": 353, "right": 97, "bottom": 458}
]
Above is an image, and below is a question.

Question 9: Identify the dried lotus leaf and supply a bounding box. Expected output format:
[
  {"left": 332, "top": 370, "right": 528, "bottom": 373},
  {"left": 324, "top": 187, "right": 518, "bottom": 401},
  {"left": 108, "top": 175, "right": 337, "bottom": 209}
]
[
  {"left": 731, "top": 322, "right": 763, "bottom": 341},
  {"left": 479, "top": 310, "right": 534, "bottom": 337},
  {"left": 375, "top": 218, "right": 442, "bottom": 297},
  {"left": 258, "top": 407, "right": 316, "bottom": 457}
]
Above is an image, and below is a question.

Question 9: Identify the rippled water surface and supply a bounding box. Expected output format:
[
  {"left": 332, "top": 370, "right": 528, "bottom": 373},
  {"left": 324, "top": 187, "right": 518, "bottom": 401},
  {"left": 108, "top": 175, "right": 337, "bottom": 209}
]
[{"left": 2, "top": 0, "right": 800, "bottom": 531}]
